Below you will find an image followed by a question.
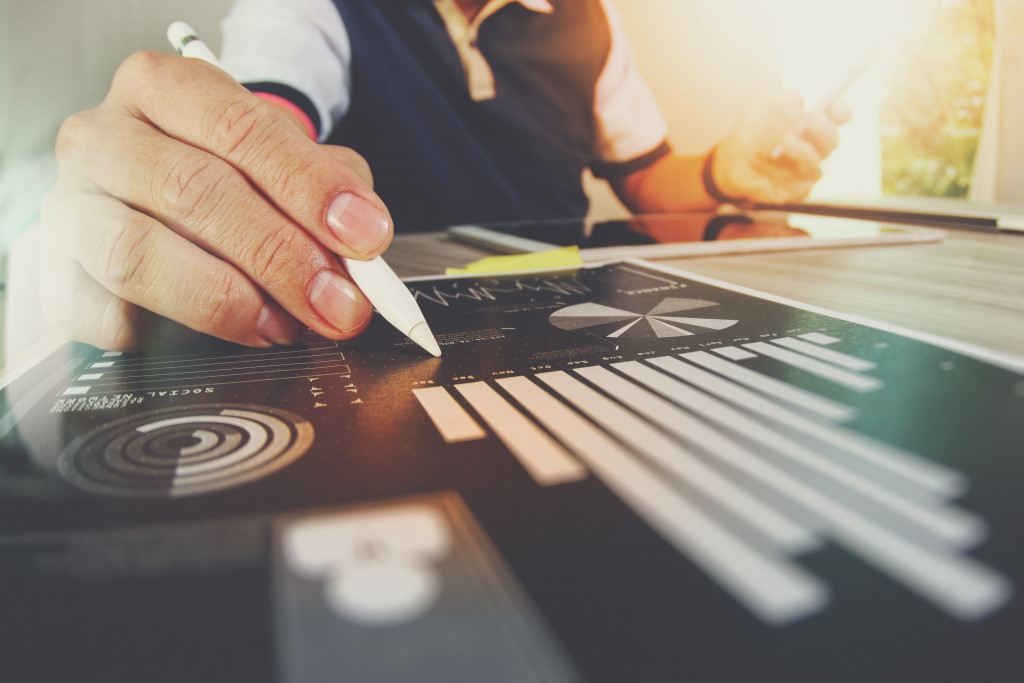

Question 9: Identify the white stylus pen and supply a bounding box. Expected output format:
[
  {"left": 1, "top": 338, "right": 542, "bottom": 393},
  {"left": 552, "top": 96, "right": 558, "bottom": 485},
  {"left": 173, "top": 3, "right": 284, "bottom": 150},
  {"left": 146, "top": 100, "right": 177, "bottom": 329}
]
[
  {"left": 167, "top": 21, "right": 441, "bottom": 357},
  {"left": 769, "top": 39, "right": 884, "bottom": 161}
]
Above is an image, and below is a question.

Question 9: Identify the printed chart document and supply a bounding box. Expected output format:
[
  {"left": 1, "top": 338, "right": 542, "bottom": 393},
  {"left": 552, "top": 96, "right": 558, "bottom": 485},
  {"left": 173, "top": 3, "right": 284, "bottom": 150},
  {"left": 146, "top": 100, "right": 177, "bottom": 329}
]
[{"left": 0, "top": 259, "right": 1020, "bottom": 682}]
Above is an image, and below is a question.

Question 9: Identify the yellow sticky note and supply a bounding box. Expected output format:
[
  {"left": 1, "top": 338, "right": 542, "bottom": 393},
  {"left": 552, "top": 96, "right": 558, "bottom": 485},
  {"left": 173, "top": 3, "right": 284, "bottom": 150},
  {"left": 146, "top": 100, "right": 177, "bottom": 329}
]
[{"left": 445, "top": 246, "right": 583, "bottom": 275}]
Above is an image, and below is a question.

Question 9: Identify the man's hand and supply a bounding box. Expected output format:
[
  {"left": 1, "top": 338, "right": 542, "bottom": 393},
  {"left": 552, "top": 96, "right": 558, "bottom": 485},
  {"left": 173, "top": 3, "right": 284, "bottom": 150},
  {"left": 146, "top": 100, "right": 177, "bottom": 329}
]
[
  {"left": 712, "top": 90, "right": 852, "bottom": 205},
  {"left": 609, "top": 90, "right": 850, "bottom": 215},
  {"left": 40, "top": 51, "right": 390, "bottom": 351}
]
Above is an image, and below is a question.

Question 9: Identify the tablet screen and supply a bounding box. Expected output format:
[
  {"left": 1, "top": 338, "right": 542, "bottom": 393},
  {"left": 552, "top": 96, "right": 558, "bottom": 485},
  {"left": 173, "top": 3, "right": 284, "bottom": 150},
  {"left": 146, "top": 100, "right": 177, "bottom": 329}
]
[{"left": 447, "top": 212, "right": 943, "bottom": 258}]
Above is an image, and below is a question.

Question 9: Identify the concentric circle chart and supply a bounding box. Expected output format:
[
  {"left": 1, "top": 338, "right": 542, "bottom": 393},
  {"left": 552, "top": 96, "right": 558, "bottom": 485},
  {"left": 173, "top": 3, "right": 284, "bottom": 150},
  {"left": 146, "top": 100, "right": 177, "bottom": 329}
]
[
  {"left": 549, "top": 297, "right": 738, "bottom": 339},
  {"left": 57, "top": 404, "right": 315, "bottom": 498}
]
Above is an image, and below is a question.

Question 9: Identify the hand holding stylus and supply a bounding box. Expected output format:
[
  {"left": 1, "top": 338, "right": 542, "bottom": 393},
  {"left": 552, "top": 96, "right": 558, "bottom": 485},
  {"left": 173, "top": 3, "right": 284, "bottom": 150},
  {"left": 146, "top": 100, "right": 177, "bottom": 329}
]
[
  {"left": 167, "top": 22, "right": 440, "bottom": 356},
  {"left": 706, "top": 91, "right": 851, "bottom": 206},
  {"left": 702, "top": 42, "right": 880, "bottom": 206},
  {"left": 770, "top": 40, "right": 883, "bottom": 160},
  {"left": 39, "top": 22, "right": 440, "bottom": 355}
]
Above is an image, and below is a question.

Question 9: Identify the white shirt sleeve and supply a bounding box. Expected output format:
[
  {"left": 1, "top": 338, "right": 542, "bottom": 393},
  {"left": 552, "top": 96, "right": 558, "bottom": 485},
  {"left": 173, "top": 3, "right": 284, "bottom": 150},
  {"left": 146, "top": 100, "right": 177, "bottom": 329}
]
[
  {"left": 219, "top": 0, "right": 352, "bottom": 141},
  {"left": 593, "top": 0, "right": 670, "bottom": 166}
]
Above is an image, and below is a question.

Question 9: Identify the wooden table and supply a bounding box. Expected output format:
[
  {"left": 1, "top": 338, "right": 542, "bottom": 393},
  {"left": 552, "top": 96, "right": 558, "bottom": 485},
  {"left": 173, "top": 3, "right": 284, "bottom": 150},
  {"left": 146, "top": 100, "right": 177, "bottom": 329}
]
[
  {"left": 385, "top": 227, "right": 1024, "bottom": 359},
  {"left": 3, "top": 224, "right": 1021, "bottom": 376}
]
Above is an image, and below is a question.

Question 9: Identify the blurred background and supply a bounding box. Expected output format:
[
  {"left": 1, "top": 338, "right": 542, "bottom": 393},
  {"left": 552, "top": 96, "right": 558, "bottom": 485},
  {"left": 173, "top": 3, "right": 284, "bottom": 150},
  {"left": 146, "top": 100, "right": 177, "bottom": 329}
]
[
  {"left": 586, "top": 0, "right": 1010, "bottom": 215},
  {"left": 0, "top": 0, "right": 1017, "bottom": 366}
]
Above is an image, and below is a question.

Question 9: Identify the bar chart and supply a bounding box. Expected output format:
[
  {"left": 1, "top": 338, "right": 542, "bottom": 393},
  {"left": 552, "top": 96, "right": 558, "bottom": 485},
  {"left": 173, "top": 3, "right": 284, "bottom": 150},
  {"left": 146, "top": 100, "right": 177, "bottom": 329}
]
[
  {"left": 2, "top": 259, "right": 1019, "bottom": 681},
  {"left": 414, "top": 333, "right": 1011, "bottom": 625}
]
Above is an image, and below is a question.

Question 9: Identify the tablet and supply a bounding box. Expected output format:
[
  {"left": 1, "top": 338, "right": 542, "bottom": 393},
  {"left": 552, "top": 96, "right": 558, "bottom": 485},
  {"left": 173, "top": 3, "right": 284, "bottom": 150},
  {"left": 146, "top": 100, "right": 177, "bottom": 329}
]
[
  {"left": 772, "top": 196, "right": 1024, "bottom": 233},
  {"left": 447, "top": 211, "right": 944, "bottom": 260}
]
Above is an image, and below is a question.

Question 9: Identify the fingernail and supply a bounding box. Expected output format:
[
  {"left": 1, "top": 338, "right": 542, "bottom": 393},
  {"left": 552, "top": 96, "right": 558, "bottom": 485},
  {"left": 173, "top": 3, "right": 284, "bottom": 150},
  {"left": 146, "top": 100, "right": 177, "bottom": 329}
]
[
  {"left": 308, "top": 270, "right": 372, "bottom": 334},
  {"left": 257, "top": 302, "right": 303, "bottom": 346},
  {"left": 326, "top": 193, "right": 390, "bottom": 255}
]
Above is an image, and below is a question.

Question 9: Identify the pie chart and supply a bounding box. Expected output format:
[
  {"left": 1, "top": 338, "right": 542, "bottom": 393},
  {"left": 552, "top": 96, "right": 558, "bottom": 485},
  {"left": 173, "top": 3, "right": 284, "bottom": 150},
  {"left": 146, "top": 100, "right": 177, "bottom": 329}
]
[{"left": 549, "top": 297, "right": 738, "bottom": 339}]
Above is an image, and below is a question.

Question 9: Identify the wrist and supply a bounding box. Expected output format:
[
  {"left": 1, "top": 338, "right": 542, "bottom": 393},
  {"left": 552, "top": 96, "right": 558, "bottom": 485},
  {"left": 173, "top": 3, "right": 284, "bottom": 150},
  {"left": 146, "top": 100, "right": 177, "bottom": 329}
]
[
  {"left": 253, "top": 92, "right": 318, "bottom": 141},
  {"left": 701, "top": 147, "right": 745, "bottom": 205}
]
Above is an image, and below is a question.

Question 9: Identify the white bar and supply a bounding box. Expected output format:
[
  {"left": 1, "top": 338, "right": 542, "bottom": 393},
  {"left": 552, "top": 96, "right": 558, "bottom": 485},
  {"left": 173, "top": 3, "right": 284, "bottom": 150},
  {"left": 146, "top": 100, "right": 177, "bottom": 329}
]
[
  {"left": 78, "top": 373, "right": 104, "bottom": 381},
  {"left": 645, "top": 356, "right": 965, "bottom": 498},
  {"left": 90, "top": 362, "right": 115, "bottom": 369},
  {"left": 799, "top": 332, "right": 841, "bottom": 345},
  {"left": 612, "top": 360, "right": 1011, "bottom": 620},
  {"left": 539, "top": 371, "right": 817, "bottom": 553},
  {"left": 743, "top": 342, "right": 883, "bottom": 393},
  {"left": 814, "top": 495, "right": 1012, "bottom": 622},
  {"left": 712, "top": 346, "right": 757, "bottom": 361},
  {"left": 101, "top": 351, "right": 123, "bottom": 357},
  {"left": 771, "top": 337, "right": 877, "bottom": 372},
  {"left": 455, "top": 381, "right": 587, "bottom": 486},
  {"left": 61, "top": 386, "right": 89, "bottom": 396},
  {"left": 412, "top": 387, "right": 487, "bottom": 443},
  {"left": 683, "top": 351, "right": 856, "bottom": 422},
  {"left": 612, "top": 361, "right": 985, "bottom": 549},
  {"left": 496, "top": 375, "right": 828, "bottom": 625}
]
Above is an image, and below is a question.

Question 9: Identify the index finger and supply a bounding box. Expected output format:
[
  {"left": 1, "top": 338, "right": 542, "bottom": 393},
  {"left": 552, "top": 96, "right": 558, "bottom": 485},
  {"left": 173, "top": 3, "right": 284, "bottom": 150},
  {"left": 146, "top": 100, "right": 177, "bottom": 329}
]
[
  {"left": 827, "top": 98, "right": 853, "bottom": 126},
  {"left": 109, "top": 51, "right": 391, "bottom": 259}
]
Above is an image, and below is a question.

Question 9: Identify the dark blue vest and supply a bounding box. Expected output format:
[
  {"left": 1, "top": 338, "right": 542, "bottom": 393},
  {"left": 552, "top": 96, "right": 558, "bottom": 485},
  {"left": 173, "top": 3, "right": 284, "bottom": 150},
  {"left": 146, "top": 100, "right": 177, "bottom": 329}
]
[{"left": 326, "top": 0, "right": 613, "bottom": 231}]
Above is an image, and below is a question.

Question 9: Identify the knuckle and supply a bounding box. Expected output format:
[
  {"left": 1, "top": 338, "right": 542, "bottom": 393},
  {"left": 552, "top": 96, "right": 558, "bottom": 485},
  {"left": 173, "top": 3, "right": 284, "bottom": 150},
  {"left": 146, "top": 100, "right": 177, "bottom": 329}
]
[
  {"left": 334, "top": 146, "right": 374, "bottom": 187},
  {"left": 819, "top": 124, "right": 840, "bottom": 153},
  {"left": 39, "top": 260, "right": 142, "bottom": 352},
  {"left": 54, "top": 109, "right": 100, "bottom": 161},
  {"left": 206, "top": 94, "right": 274, "bottom": 161},
  {"left": 42, "top": 306, "right": 77, "bottom": 346},
  {"left": 94, "top": 221, "right": 155, "bottom": 295},
  {"left": 111, "top": 51, "right": 167, "bottom": 96},
  {"left": 246, "top": 226, "right": 303, "bottom": 287},
  {"left": 264, "top": 147, "right": 314, "bottom": 204},
  {"left": 157, "top": 153, "right": 235, "bottom": 227},
  {"left": 98, "top": 299, "right": 145, "bottom": 351},
  {"left": 189, "top": 269, "right": 245, "bottom": 332},
  {"left": 812, "top": 114, "right": 835, "bottom": 139},
  {"left": 822, "top": 135, "right": 839, "bottom": 156}
]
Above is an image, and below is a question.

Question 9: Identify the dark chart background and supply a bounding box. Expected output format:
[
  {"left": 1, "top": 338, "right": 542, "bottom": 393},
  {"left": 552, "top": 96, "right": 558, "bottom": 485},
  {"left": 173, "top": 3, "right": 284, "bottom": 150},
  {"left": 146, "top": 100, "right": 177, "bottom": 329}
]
[{"left": 0, "top": 261, "right": 1021, "bottom": 682}]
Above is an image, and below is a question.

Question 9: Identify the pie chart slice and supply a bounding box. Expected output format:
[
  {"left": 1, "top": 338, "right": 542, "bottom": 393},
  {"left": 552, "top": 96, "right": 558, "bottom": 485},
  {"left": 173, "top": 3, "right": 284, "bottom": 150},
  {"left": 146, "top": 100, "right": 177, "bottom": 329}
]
[
  {"left": 550, "top": 298, "right": 739, "bottom": 339},
  {"left": 653, "top": 315, "right": 739, "bottom": 331},
  {"left": 646, "top": 297, "right": 719, "bottom": 316},
  {"left": 607, "top": 318, "right": 644, "bottom": 338},
  {"left": 648, "top": 318, "right": 696, "bottom": 338},
  {"left": 549, "top": 302, "right": 640, "bottom": 331}
]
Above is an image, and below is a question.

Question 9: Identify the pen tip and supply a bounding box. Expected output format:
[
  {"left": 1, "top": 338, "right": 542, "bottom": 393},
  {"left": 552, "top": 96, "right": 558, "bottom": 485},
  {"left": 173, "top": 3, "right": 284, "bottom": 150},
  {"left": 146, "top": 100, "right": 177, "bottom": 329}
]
[{"left": 409, "top": 322, "right": 442, "bottom": 357}]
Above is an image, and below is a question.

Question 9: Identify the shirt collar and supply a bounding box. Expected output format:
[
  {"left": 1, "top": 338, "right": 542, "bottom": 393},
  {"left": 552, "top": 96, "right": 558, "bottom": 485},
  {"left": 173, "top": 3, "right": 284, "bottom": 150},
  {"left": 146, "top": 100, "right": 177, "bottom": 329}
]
[
  {"left": 471, "top": 0, "right": 554, "bottom": 15},
  {"left": 464, "top": 0, "right": 554, "bottom": 16},
  {"left": 517, "top": 0, "right": 554, "bottom": 13}
]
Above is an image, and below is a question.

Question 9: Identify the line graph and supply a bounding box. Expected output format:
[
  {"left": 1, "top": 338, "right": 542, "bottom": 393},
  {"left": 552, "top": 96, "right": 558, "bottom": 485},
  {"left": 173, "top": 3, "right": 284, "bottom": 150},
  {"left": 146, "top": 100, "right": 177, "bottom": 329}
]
[{"left": 411, "top": 276, "right": 591, "bottom": 307}]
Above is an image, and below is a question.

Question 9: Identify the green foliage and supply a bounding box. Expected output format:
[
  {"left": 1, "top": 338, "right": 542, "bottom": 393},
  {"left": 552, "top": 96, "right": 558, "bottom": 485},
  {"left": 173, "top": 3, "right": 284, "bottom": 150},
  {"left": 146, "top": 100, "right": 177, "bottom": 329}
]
[{"left": 881, "top": 0, "right": 994, "bottom": 197}]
